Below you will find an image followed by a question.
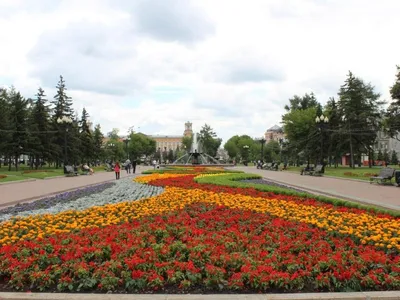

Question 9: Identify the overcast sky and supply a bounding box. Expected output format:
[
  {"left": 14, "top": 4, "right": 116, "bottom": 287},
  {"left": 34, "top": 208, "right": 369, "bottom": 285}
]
[{"left": 0, "top": 0, "right": 399, "bottom": 142}]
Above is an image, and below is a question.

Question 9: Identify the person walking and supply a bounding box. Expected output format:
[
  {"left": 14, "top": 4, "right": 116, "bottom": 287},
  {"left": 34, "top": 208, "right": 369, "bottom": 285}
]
[
  {"left": 132, "top": 159, "right": 137, "bottom": 173},
  {"left": 125, "top": 159, "right": 131, "bottom": 174},
  {"left": 114, "top": 161, "right": 121, "bottom": 180}
]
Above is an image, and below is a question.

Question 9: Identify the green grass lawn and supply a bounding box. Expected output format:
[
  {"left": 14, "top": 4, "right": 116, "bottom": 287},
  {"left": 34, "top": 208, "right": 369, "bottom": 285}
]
[
  {"left": 0, "top": 165, "right": 106, "bottom": 183},
  {"left": 285, "top": 165, "right": 400, "bottom": 181}
]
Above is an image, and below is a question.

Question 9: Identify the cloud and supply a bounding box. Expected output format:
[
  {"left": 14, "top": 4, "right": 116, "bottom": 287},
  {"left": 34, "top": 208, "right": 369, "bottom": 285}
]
[
  {"left": 122, "top": 0, "right": 215, "bottom": 43},
  {"left": 1, "top": 0, "right": 400, "bottom": 144}
]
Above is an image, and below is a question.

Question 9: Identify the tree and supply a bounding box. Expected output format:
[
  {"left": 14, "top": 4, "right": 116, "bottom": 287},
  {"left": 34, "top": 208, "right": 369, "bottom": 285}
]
[
  {"left": 79, "top": 108, "right": 95, "bottom": 163},
  {"left": 29, "top": 87, "right": 52, "bottom": 169},
  {"left": 8, "top": 88, "right": 30, "bottom": 171},
  {"left": 391, "top": 150, "right": 398, "bottom": 165},
  {"left": 105, "top": 129, "right": 125, "bottom": 162},
  {"left": 383, "top": 149, "right": 390, "bottom": 163},
  {"left": 198, "top": 124, "right": 222, "bottom": 157},
  {"left": 127, "top": 132, "right": 156, "bottom": 161},
  {"left": 51, "top": 76, "right": 75, "bottom": 167},
  {"left": 377, "top": 149, "right": 383, "bottom": 161},
  {"left": 337, "top": 71, "right": 384, "bottom": 168},
  {"left": 386, "top": 65, "right": 400, "bottom": 140},
  {"left": 284, "top": 92, "right": 319, "bottom": 112},
  {"left": 93, "top": 124, "right": 105, "bottom": 161},
  {"left": 181, "top": 136, "right": 192, "bottom": 152},
  {"left": 0, "top": 88, "right": 11, "bottom": 168}
]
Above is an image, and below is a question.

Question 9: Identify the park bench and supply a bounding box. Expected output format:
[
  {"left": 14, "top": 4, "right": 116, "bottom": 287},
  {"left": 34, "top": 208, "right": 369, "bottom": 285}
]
[
  {"left": 262, "top": 163, "right": 272, "bottom": 170},
  {"left": 81, "top": 166, "right": 90, "bottom": 175},
  {"left": 104, "top": 163, "right": 113, "bottom": 172},
  {"left": 370, "top": 168, "right": 395, "bottom": 185},
  {"left": 301, "top": 164, "right": 324, "bottom": 176},
  {"left": 64, "top": 165, "right": 78, "bottom": 177}
]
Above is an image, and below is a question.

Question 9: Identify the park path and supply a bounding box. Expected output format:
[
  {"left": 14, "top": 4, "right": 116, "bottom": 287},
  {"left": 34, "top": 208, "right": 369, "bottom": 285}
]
[
  {"left": 232, "top": 166, "right": 400, "bottom": 211},
  {"left": 0, "top": 166, "right": 152, "bottom": 208}
]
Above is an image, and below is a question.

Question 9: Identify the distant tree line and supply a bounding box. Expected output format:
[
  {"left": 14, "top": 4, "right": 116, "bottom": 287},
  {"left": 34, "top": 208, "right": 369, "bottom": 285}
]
[
  {"left": 223, "top": 67, "right": 400, "bottom": 167},
  {"left": 0, "top": 76, "right": 109, "bottom": 170}
]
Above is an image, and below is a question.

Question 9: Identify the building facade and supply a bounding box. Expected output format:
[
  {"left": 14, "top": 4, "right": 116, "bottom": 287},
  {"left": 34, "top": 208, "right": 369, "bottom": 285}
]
[
  {"left": 374, "top": 131, "right": 400, "bottom": 155},
  {"left": 264, "top": 125, "right": 285, "bottom": 143},
  {"left": 148, "top": 121, "right": 193, "bottom": 152}
]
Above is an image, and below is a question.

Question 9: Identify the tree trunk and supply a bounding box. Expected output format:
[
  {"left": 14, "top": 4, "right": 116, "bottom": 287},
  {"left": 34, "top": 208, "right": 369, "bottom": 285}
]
[
  {"left": 8, "top": 157, "right": 11, "bottom": 171},
  {"left": 14, "top": 154, "right": 19, "bottom": 171}
]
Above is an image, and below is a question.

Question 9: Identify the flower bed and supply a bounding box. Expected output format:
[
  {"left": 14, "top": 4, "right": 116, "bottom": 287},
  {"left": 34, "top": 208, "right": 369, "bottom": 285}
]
[{"left": 0, "top": 167, "right": 399, "bottom": 293}]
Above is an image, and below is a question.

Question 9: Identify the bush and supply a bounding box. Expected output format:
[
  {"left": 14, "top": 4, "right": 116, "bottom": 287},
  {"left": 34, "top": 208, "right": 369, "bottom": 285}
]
[{"left": 0, "top": 175, "right": 7, "bottom": 179}]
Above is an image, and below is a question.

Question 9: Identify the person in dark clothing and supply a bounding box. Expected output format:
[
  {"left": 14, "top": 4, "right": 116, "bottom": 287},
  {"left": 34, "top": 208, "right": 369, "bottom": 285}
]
[{"left": 132, "top": 159, "right": 137, "bottom": 173}]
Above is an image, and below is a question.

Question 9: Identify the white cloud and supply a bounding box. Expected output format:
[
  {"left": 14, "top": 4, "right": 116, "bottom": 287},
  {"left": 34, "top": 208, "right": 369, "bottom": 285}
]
[{"left": 0, "top": 0, "right": 399, "bottom": 143}]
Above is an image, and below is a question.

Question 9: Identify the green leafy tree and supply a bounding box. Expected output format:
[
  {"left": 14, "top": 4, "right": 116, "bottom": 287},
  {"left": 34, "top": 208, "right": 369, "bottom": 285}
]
[
  {"left": 127, "top": 133, "right": 156, "bottom": 161},
  {"left": 106, "top": 128, "right": 125, "bottom": 162},
  {"left": 181, "top": 136, "right": 192, "bottom": 152},
  {"left": 224, "top": 136, "right": 240, "bottom": 159},
  {"left": 284, "top": 92, "right": 319, "bottom": 111},
  {"left": 199, "top": 124, "right": 222, "bottom": 157}
]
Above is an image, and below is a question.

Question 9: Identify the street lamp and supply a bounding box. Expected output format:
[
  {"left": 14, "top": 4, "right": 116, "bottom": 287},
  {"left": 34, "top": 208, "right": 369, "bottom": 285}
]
[
  {"left": 243, "top": 145, "right": 249, "bottom": 166},
  {"left": 315, "top": 114, "right": 329, "bottom": 165},
  {"left": 56, "top": 116, "right": 73, "bottom": 166},
  {"left": 258, "top": 138, "right": 266, "bottom": 163},
  {"left": 123, "top": 138, "right": 130, "bottom": 160},
  {"left": 342, "top": 115, "right": 354, "bottom": 169}
]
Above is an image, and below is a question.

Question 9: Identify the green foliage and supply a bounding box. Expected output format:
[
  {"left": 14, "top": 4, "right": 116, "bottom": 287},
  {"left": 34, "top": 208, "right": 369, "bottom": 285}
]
[
  {"left": 391, "top": 150, "right": 398, "bottom": 165},
  {"left": 284, "top": 92, "right": 319, "bottom": 112},
  {"left": 181, "top": 136, "right": 192, "bottom": 152},
  {"left": 198, "top": 124, "right": 222, "bottom": 157},
  {"left": 386, "top": 65, "right": 400, "bottom": 139},
  {"left": 128, "top": 133, "right": 156, "bottom": 161},
  {"left": 79, "top": 108, "right": 95, "bottom": 163},
  {"left": 337, "top": 71, "right": 383, "bottom": 158},
  {"left": 224, "top": 135, "right": 257, "bottom": 161},
  {"left": 93, "top": 124, "right": 105, "bottom": 161}
]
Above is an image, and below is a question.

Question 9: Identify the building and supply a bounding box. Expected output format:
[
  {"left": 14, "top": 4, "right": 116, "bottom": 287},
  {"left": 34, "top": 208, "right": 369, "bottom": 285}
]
[
  {"left": 264, "top": 125, "right": 285, "bottom": 143},
  {"left": 148, "top": 121, "right": 193, "bottom": 152},
  {"left": 374, "top": 131, "right": 400, "bottom": 155}
]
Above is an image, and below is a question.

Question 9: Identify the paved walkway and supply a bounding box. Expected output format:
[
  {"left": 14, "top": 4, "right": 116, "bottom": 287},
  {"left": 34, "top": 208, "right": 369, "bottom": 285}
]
[
  {"left": 0, "top": 166, "right": 152, "bottom": 208},
  {"left": 233, "top": 166, "right": 400, "bottom": 211}
]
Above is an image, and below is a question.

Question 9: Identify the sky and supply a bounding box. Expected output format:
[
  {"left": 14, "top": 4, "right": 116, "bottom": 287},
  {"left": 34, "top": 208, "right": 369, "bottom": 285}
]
[{"left": 0, "top": 0, "right": 399, "bottom": 143}]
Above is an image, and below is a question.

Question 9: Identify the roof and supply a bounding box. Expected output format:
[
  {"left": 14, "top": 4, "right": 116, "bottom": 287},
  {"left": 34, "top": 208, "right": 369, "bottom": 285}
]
[
  {"left": 267, "top": 125, "right": 282, "bottom": 132},
  {"left": 148, "top": 135, "right": 183, "bottom": 139}
]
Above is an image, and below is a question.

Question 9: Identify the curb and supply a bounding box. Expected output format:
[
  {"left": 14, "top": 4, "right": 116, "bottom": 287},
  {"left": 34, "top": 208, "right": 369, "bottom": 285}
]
[
  {"left": 0, "top": 178, "right": 37, "bottom": 185},
  {"left": 0, "top": 291, "right": 399, "bottom": 299},
  {"left": 0, "top": 174, "right": 141, "bottom": 209},
  {"left": 259, "top": 177, "right": 400, "bottom": 212}
]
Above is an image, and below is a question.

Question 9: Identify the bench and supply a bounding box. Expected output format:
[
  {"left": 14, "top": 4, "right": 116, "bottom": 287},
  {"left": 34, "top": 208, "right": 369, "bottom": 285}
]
[
  {"left": 262, "top": 163, "right": 272, "bottom": 170},
  {"left": 104, "top": 163, "right": 113, "bottom": 172},
  {"left": 301, "top": 164, "right": 324, "bottom": 176},
  {"left": 64, "top": 165, "right": 78, "bottom": 177},
  {"left": 370, "top": 168, "right": 395, "bottom": 185}
]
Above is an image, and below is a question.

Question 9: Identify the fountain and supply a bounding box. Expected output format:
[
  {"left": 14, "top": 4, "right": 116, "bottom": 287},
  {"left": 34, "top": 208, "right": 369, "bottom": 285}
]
[{"left": 170, "top": 133, "right": 233, "bottom": 166}]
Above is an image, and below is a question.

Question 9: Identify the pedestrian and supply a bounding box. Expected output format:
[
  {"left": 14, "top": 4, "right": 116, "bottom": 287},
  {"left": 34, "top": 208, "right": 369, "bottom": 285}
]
[
  {"left": 125, "top": 159, "right": 131, "bottom": 174},
  {"left": 114, "top": 161, "right": 121, "bottom": 180},
  {"left": 152, "top": 159, "right": 156, "bottom": 170},
  {"left": 132, "top": 159, "right": 137, "bottom": 173}
]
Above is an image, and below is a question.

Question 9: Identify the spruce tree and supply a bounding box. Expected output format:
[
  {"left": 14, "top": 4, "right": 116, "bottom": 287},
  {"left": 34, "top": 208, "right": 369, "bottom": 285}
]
[
  {"left": 386, "top": 66, "right": 400, "bottom": 139},
  {"left": 0, "top": 88, "right": 11, "bottom": 168},
  {"left": 79, "top": 108, "right": 95, "bottom": 163},
  {"left": 93, "top": 124, "right": 105, "bottom": 162},
  {"left": 51, "top": 76, "right": 74, "bottom": 166},
  {"left": 391, "top": 150, "right": 398, "bottom": 165},
  {"left": 8, "top": 88, "right": 29, "bottom": 171},
  {"left": 29, "top": 88, "right": 52, "bottom": 169}
]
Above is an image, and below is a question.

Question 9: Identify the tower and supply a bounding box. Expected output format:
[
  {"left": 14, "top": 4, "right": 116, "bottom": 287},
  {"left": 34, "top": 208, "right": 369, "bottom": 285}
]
[{"left": 184, "top": 121, "right": 193, "bottom": 137}]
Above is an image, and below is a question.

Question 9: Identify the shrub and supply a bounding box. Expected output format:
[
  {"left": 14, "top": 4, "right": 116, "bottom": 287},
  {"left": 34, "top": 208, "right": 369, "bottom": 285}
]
[{"left": 0, "top": 175, "right": 7, "bottom": 179}]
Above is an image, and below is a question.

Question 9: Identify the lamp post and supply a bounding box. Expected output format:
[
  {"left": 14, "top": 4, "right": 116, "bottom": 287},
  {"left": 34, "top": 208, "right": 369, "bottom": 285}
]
[
  {"left": 109, "top": 143, "right": 115, "bottom": 162},
  {"left": 342, "top": 115, "right": 354, "bottom": 169},
  {"left": 243, "top": 145, "right": 249, "bottom": 166},
  {"left": 56, "top": 116, "right": 73, "bottom": 166},
  {"left": 315, "top": 114, "right": 329, "bottom": 165},
  {"left": 259, "top": 138, "right": 266, "bottom": 163},
  {"left": 123, "top": 138, "right": 130, "bottom": 160}
]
